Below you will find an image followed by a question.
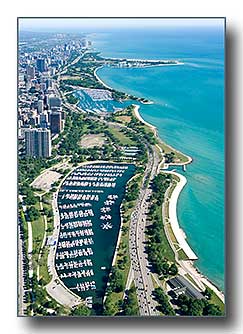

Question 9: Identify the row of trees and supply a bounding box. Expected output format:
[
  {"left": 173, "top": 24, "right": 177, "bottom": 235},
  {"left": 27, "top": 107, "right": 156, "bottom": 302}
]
[
  {"left": 58, "top": 112, "right": 85, "bottom": 155},
  {"left": 26, "top": 274, "right": 80, "bottom": 316},
  {"left": 164, "top": 152, "right": 175, "bottom": 163},
  {"left": 175, "top": 294, "right": 223, "bottom": 316},
  {"left": 125, "top": 110, "right": 157, "bottom": 145},
  {"left": 66, "top": 93, "right": 79, "bottom": 105},
  {"left": 108, "top": 267, "right": 125, "bottom": 294},
  {"left": 20, "top": 185, "right": 38, "bottom": 205},
  {"left": 153, "top": 287, "right": 175, "bottom": 315},
  {"left": 104, "top": 274, "right": 139, "bottom": 316},
  {"left": 103, "top": 266, "right": 125, "bottom": 316},
  {"left": 125, "top": 179, "right": 140, "bottom": 202},
  {"left": 59, "top": 82, "right": 73, "bottom": 93},
  {"left": 18, "top": 209, "right": 31, "bottom": 313},
  {"left": 146, "top": 173, "right": 177, "bottom": 277},
  {"left": 62, "top": 77, "right": 104, "bottom": 90},
  {"left": 19, "top": 156, "right": 58, "bottom": 187},
  {"left": 123, "top": 285, "right": 139, "bottom": 316},
  {"left": 27, "top": 206, "right": 40, "bottom": 222}
]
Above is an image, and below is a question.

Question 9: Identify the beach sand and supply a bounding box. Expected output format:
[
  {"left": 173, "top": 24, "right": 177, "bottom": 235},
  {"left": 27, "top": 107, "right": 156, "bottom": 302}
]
[
  {"left": 94, "top": 66, "right": 113, "bottom": 90},
  {"left": 163, "top": 170, "right": 198, "bottom": 260}
]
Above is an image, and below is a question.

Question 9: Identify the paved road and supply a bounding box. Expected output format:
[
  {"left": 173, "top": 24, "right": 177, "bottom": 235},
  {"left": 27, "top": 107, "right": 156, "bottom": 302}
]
[
  {"left": 36, "top": 195, "right": 48, "bottom": 281},
  {"left": 82, "top": 118, "right": 162, "bottom": 315},
  {"left": 50, "top": 77, "right": 164, "bottom": 314},
  {"left": 129, "top": 145, "right": 161, "bottom": 316},
  {"left": 18, "top": 196, "right": 33, "bottom": 315},
  {"left": 18, "top": 224, "right": 26, "bottom": 316}
]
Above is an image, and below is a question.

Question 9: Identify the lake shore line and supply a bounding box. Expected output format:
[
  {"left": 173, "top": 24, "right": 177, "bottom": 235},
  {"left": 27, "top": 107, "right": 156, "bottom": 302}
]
[
  {"left": 132, "top": 105, "right": 225, "bottom": 303},
  {"left": 133, "top": 104, "right": 192, "bottom": 165},
  {"left": 93, "top": 66, "right": 225, "bottom": 303}
]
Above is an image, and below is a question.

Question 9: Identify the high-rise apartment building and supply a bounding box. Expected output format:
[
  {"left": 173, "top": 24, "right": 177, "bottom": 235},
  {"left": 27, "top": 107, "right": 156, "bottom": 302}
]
[
  {"left": 26, "top": 65, "right": 35, "bottom": 79},
  {"left": 50, "top": 112, "right": 62, "bottom": 134},
  {"left": 37, "top": 100, "right": 44, "bottom": 113},
  {"left": 36, "top": 58, "right": 47, "bottom": 73},
  {"left": 25, "top": 128, "right": 51, "bottom": 157},
  {"left": 49, "top": 95, "right": 62, "bottom": 109},
  {"left": 39, "top": 112, "right": 49, "bottom": 128}
]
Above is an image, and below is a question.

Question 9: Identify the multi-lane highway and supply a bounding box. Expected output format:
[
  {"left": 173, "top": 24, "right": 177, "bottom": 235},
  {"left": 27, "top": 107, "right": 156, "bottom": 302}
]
[
  {"left": 129, "top": 146, "right": 161, "bottom": 316},
  {"left": 52, "top": 66, "right": 164, "bottom": 314}
]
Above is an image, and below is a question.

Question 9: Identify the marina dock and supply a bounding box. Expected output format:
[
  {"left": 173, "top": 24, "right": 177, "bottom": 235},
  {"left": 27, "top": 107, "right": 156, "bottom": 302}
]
[{"left": 55, "top": 163, "right": 135, "bottom": 303}]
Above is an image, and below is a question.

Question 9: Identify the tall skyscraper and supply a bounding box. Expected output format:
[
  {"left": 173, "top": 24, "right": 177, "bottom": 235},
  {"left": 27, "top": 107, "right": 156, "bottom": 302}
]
[
  {"left": 36, "top": 58, "right": 47, "bottom": 73},
  {"left": 46, "top": 78, "right": 53, "bottom": 89},
  {"left": 49, "top": 95, "right": 62, "bottom": 109},
  {"left": 40, "top": 83, "right": 46, "bottom": 92},
  {"left": 26, "top": 65, "right": 35, "bottom": 79},
  {"left": 50, "top": 112, "right": 62, "bottom": 134},
  {"left": 25, "top": 128, "right": 51, "bottom": 157},
  {"left": 37, "top": 100, "right": 44, "bottom": 113},
  {"left": 39, "top": 112, "right": 49, "bottom": 128}
]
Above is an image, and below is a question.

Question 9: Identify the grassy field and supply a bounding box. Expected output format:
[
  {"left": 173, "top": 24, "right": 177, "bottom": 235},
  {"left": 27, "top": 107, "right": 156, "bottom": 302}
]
[
  {"left": 177, "top": 249, "right": 189, "bottom": 260},
  {"left": 39, "top": 246, "right": 52, "bottom": 285},
  {"left": 104, "top": 209, "right": 137, "bottom": 314},
  {"left": 104, "top": 174, "right": 143, "bottom": 314},
  {"left": 164, "top": 179, "right": 176, "bottom": 205},
  {"left": 151, "top": 274, "right": 160, "bottom": 289},
  {"left": 158, "top": 141, "right": 190, "bottom": 164},
  {"left": 108, "top": 125, "right": 135, "bottom": 146},
  {"left": 210, "top": 290, "right": 225, "bottom": 313},
  {"left": 166, "top": 223, "right": 178, "bottom": 245},
  {"left": 31, "top": 202, "right": 45, "bottom": 272},
  {"left": 79, "top": 133, "right": 106, "bottom": 148},
  {"left": 162, "top": 174, "right": 190, "bottom": 260},
  {"left": 164, "top": 199, "right": 169, "bottom": 218},
  {"left": 155, "top": 205, "right": 175, "bottom": 262},
  {"left": 115, "top": 115, "right": 132, "bottom": 124}
]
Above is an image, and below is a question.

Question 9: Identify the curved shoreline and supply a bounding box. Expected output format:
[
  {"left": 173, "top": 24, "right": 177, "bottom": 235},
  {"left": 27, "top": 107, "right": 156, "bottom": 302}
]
[
  {"left": 131, "top": 104, "right": 225, "bottom": 302},
  {"left": 163, "top": 170, "right": 198, "bottom": 260},
  {"left": 132, "top": 106, "right": 198, "bottom": 262},
  {"left": 94, "top": 66, "right": 113, "bottom": 90},
  {"left": 133, "top": 104, "right": 192, "bottom": 165},
  {"left": 88, "top": 69, "right": 225, "bottom": 302}
]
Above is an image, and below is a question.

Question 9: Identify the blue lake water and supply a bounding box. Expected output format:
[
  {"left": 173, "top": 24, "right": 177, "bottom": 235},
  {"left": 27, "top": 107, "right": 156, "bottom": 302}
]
[{"left": 88, "top": 26, "right": 225, "bottom": 290}]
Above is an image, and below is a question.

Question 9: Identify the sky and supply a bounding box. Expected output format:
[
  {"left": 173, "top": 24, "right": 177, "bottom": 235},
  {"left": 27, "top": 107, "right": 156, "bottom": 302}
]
[{"left": 19, "top": 18, "right": 225, "bottom": 33}]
